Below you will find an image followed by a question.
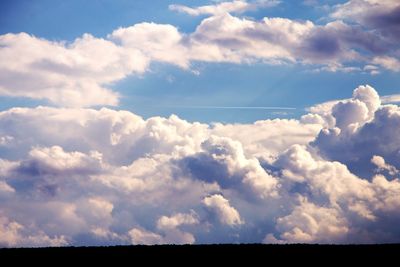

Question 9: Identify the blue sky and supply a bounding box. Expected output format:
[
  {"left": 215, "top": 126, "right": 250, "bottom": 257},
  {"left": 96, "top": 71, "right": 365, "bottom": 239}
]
[{"left": 1, "top": 0, "right": 399, "bottom": 122}]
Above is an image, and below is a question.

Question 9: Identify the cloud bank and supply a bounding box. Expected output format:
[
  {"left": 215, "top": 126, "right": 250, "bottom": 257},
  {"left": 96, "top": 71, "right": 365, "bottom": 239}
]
[{"left": 1, "top": 84, "right": 400, "bottom": 246}]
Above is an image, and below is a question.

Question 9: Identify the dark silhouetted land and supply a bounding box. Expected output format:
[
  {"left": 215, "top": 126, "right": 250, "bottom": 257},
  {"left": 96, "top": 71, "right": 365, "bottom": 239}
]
[{"left": 1, "top": 244, "right": 399, "bottom": 264}]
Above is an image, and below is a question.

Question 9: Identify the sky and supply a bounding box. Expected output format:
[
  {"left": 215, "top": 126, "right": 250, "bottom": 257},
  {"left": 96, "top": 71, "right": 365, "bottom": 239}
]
[{"left": 0, "top": 0, "right": 400, "bottom": 247}]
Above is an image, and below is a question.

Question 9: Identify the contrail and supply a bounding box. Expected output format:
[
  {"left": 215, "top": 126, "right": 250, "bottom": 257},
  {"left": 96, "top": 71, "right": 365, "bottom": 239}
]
[{"left": 162, "top": 106, "right": 296, "bottom": 110}]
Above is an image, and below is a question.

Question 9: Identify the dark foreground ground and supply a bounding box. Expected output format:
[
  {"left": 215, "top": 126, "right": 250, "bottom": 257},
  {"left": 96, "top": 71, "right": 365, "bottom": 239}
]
[{"left": 1, "top": 244, "right": 399, "bottom": 264}]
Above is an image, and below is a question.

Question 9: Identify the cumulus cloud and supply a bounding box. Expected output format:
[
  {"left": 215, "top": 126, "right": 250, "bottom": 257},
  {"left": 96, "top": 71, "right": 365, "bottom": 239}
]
[
  {"left": 271, "top": 198, "right": 349, "bottom": 243},
  {"left": 0, "top": 33, "right": 148, "bottom": 107},
  {"left": 179, "top": 135, "right": 278, "bottom": 199},
  {"left": 128, "top": 228, "right": 163, "bottom": 245},
  {"left": 312, "top": 85, "right": 400, "bottom": 178},
  {"left": 110, "top": 23, "right": 189, "bottom": 68},
  {"left": 371, "top": 155, "right": 399, "bottom": 176},
  {"left": 1, "top": 84, "right": 400, "bottom": 246},
  {"left": 129, "top": 212, "right": 199, "bottom": 245},
  {"left": 0, "top": 215, "right": 68, "bottom": 247},
  {"left": 203, "top": 194, "right": 243, "bottom": 226}
]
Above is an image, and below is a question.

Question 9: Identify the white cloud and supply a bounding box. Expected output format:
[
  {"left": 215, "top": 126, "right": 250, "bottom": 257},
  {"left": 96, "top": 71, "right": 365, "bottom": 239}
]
[
  {"left": 110, "top": 23, "right": 189, "bottom": 68},
  {"left": 0, "top": 215, "right": 68, "bottom": 247},
  {"left": 19, "top": 146, "right": 104, "bottom": 176},
  {"left": 371, "top": 155, "right": 399, "bottom": 176},
  {"left": 381, "top": 94, "right": 400, "bottom": 104},
  {"left": 371, "top": 175, "right": 400, "bottom": 213},
  {"left": 169, "top": 0, "right": 280, "bottom": 16},
  {"left": 211, "top": 118, "right": 322, "bottom": 159},
  {"left": 1, "top": 84, "right": 400, "bottom": 246},
  {"left": 273, "top": 197, "right": 349, "bottom": 243},
  {"left": 203, "top": 194, "right": 243, "bottom": 226},
  {"left": 0, "top": 181, "right": 15, "bottom": 196},
  {"left": 180, "top": 135, "right": 278, "bottom": 199},
  {"left": 372, "top": 56, "right": 400, "bottom": 72},
  {"left": 128, "top": 228, "right": 163, "bottom": 245},
  {"left": 129, "top": 212, "right": 199, "bottom": 245},
  {"left": 0, "top": 33, "right": 148, "bottom": 107},
  {"left": 157, "top": 212, "right": 199, "bottom": 230},
  {"left": 313, "top": 88, "right": 400, "bottom": 179},
  {"left": 1, "top": 3, "right": 399, "bottom": 106}
]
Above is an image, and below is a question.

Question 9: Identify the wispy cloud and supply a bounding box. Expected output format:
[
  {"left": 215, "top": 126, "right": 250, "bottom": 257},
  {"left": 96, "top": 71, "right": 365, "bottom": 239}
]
[
  {"left": 163, "top": 105, "right": 296, "bottom": 110},
  {"left": 381, "top": 94, "right": 400, "bottom": 104},
  {"left": 169, "top": 0, "right": 280, "bottom": 16}
]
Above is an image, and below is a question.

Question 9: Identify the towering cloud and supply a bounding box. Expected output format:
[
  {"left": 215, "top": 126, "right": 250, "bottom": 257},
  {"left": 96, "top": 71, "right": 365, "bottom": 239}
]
[{"left": 1, "top": 84, "right": 400, "bottom": 246}]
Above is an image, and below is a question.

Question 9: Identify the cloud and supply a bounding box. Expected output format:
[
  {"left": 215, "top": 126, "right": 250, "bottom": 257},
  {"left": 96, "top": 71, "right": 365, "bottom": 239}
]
[
  {"left": 372, "top": 56, "right": 400, "bottom": 72},
  {"left": 14, "top": 146, "right": 103, "bottom": 177},
  {"left": 381, "top": 94, "right": 400, "bottom": 104},
  {"left": 109, "top": 23, "right": 189, "bottom": 68},
  {"left": 157, "top": 212, "right": 199, "bottom": 230},
  {"left": 129, "top": 212, "right": 199, "bottom": 245},
  {"left": 371, "top": 155, "right": 399, "bottom": 176},
  {"left": 271, "top": 197, "right": 349, "bottom": 243},
  {"left": 0, "top": 33, "right": 149, "bottom": 107},
  {"left": 332, "top": 0, "right": 400, "bottom": 42},
  {"left": 203, "top": 194, "right": 243, "bottom": 226},
  {"left": 1, "top": 84, "right": 400, "bottom": 246},
  {"left": 179, "top": 135, "right": 278, "bottom": 199},
  {"left": 2, "top": 3, "right": 400, "bottom": 106},
  {"left": 169, "top": 0, "right": 280, "bottom": 16},
  {"left": 0, "top": 215, "right": 68, "bottom": 247},
  {"left": 312, "top": 86, "right": 400, "bottom": 178},
  {"left": 128, "top": 228, "right": 163, "bottom": 245}
]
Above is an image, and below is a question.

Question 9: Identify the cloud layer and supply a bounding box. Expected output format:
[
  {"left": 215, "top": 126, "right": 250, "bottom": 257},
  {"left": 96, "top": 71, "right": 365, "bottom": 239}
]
[
  {"left": 1, "top": 0, "right": 399, "bottom": 106},
  {"left": 1, "top": 84, "right": 400, "bottom": 246}
]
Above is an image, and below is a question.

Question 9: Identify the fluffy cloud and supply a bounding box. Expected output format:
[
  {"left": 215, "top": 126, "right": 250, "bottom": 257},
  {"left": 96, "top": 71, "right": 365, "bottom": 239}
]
[
  {"left": 270, "top": 198, "right": 349, "bottom": 243},
  {"left": 1, "top": 84, "right": 400, "bottom": 246},
  {"left": 128, "top": 228, "right": 163, "bottom": 245},
  {"left": 1, "top": 1, "right": 400, "bottom": 107},
  {"left": 179, "top": 135, "right": 278, "bottom": 199},
  {"left": 0, "top": 33, "right": 148, "bottom": 107},
  {"left": 0, "top": 215, "right": 68, "bottom": 247},
  {"left": 129, "top": 212, "right": 199, "bottom": 245},
  {"left": 203, "top": 194, "right": 243, "bottom": 226},
  {"left": 332, "top": 0, "right": 400, "bottom": 42},
  {"left": 331, "top": 0, "right": 400, "bottom": 71},
  {"left": 312, "top": 86, "right": 400, "bottom": 178},
  {"left": 110, "top": 23, "right": 189, "bottom": 68},
  {"left": 371, "top": 155, "right": 399, "bottom": 176}
]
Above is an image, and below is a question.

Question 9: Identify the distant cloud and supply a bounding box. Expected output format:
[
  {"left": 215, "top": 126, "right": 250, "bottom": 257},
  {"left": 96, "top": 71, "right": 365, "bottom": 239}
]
[
  {"left": 381, "top": 94, "right": 400, "bottom": 104},
  {"left": 169, "top": 0, "right": 280, "bottom": 16},
  {"left": 372, "top": 56, "right": 400, "bottom": 72},
  {"left": 203, "top": 194, "right": 243, "bottom": 226}
]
